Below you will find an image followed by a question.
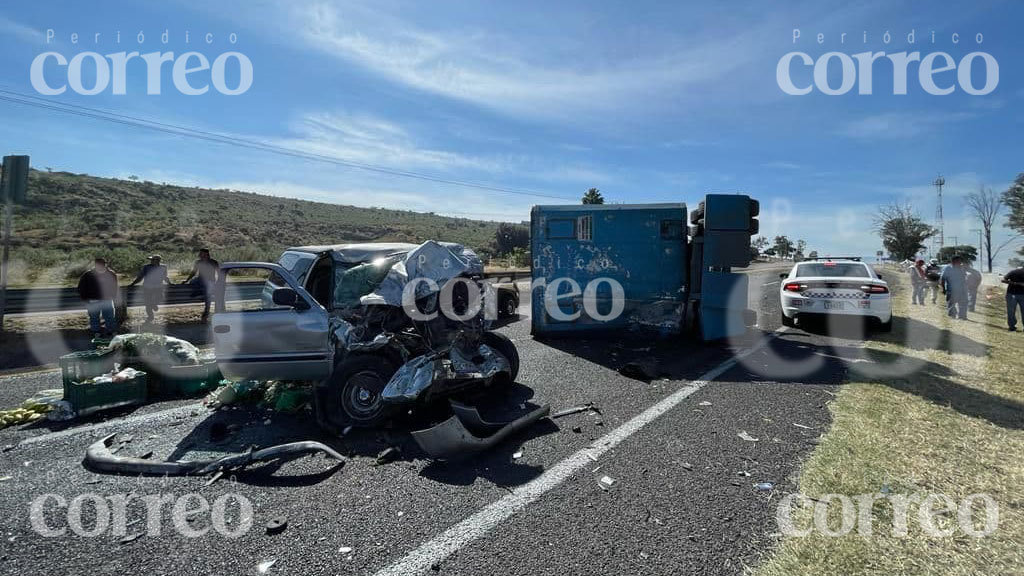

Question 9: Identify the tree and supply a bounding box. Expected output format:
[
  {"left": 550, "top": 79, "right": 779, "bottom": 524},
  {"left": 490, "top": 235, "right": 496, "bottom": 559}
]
[
  {"left": 873, "top": 203, "right": 937, "bottom": 262},
  {"left": 493, "top": 222, "right": 529, "bottom": 255},
  {"left": 965, "top": 186, "right": 1003, "bottom": 272},
  {"left": 808, "top": 250, "right": 819, "bottom": 259},
  {"left": 582, "top": 188, "right": 605, "bottom": 204},
  {"left": 752, "top": 236, "right": 769, "bottom": 252},
  {"left": 1000, "top": 173, "right": 1024, "bottom": 258},
  {"left": 772, "top": 235, "right": 794, "bottom": 259},
  {"left": 1009, "top": 257, "right": 1023, "bottom": 268},
  {"left": 794, "top": 239, "right": 807, "bottom": 258},
  {"left": 937, "top": 245, "right": 978, "bottom": 264}
]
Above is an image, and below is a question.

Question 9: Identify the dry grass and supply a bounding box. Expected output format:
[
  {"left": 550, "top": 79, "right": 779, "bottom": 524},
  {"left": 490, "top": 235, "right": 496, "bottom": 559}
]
[{"left": 755, "top": 272, "right": 1024, "bottom": 576}]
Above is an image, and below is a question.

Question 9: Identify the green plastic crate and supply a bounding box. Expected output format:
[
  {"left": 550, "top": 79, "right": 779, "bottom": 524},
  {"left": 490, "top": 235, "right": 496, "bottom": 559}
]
[
  {"left": 59, "top": 349, "right": 116, "bottom": 387},
  {"left": 149, "top": 360, "right": 222, "bottom": 398},
  {"left": 64, "top": 372, "right": 147, "bottom": 416}
]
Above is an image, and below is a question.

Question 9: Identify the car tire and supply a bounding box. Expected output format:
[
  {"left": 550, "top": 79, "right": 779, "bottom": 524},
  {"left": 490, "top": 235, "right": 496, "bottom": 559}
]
[
  {"left": 499, "top": 293, "right": 518, "bottom": 318},
  {"left": 483, "top": 331, "right": 519, "bottom": 383},
  {"left": 327, "top": 354, "right": 400, "bottom": 428},
  {"left": 781, "top": 312, "right": 796, "bottom": 328},
  {"left": 878, "top": 317, "right": 893, "bottom": 333}
]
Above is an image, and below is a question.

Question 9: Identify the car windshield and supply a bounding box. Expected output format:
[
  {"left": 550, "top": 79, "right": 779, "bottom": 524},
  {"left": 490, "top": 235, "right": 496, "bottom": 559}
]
[{"left": 795, "top": 263, "right": 870, "bottom": 278}]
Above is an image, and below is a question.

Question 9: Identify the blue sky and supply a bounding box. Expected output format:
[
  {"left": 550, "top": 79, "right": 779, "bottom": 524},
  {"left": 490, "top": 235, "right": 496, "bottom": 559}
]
[{"left": 1, "top": 0, "right": 1022, "bottom": 262}]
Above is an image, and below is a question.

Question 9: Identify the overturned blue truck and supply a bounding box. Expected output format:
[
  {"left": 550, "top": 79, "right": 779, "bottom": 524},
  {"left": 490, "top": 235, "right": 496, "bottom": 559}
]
[{"left": 530, "top": 194, "right": 760, "bottom": 341}]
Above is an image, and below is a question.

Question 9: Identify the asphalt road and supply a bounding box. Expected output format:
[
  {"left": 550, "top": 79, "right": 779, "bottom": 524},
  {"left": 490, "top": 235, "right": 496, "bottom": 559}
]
[{"left": 0, "top": 264, "right": 874, "bottom": 576}]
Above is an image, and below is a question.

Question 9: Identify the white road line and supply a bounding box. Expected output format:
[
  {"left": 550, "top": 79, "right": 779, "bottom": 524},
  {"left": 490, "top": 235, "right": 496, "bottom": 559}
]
[
  {"left": 18, "top": 402, "right": 206, "bottom": 447},
  {"left": 372, "top": 330, "right": 784, "bottom": 576},
  {"left": 762, "top": 280, "right": 780, "bottom": 286}
]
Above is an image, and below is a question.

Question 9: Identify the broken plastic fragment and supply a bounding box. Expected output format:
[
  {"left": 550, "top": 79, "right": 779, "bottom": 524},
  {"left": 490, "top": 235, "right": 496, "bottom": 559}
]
[
  {"left": 737, "top": 431, "right": 759, "bottom": 442},
  {"left": 338, "top": 546, "right": 353, "bottom": 554},
  {"left": 598, "top": 475, "right": 616, "bottom": 490},
  {"left": 755, "top": 482, "right": 774, "bottom": 491},
  {"left": 257, "top": 559, "right": 276, "bottom": 574}
]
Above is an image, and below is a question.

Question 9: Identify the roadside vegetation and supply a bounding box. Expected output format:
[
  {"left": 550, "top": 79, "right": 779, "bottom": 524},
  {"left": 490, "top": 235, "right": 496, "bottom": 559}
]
[
  {"left": 756, "top": 272, "right": 1024, "bottom": 575},
  {"left": 6, "top": 170, "right": 503, "bottom": 286}
]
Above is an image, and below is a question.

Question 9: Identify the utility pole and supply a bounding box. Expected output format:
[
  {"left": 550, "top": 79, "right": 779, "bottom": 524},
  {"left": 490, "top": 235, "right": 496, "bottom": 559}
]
[
  {"left": 970, "top": 228, "right": 983, "bottom": 266},
  {"left": 0, "top": 155, "right": 29, "bottom": 332},
  {"left": 933, "top": 175, "right": 945, "bottom": 256}
]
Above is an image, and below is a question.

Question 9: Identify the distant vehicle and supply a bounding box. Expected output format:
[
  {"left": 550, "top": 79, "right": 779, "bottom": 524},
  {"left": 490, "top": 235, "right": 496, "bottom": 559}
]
[{"left": 779, "top": 257, "right": 892, "bottom": 332}]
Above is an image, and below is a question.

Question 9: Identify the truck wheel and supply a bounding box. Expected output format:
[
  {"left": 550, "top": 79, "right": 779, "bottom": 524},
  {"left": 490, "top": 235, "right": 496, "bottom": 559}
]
[
  {"left": 328, "top": 355, "right": 399, "bottom": 428},
  {"left": 483, "top": 331, "right": 519, "bottom": 383}
]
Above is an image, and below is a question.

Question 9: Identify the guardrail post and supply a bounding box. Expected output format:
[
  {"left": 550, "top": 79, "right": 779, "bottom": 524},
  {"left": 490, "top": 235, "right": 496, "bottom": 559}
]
[{"left": 0, "top": 189, "right": 11, "bottom": 331}]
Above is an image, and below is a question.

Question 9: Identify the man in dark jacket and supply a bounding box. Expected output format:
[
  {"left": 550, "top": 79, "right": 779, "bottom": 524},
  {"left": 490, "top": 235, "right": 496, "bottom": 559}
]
[
  {"left": 77, "top": 258, "right": 118, "bottom": 336},
  {"left": 1003, "top": 265, "right": 1024, "bottom": 331}
]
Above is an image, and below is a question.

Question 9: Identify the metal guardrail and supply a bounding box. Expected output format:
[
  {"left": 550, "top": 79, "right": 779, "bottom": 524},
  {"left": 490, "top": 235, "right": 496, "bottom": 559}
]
[{"left": 1, "top": 270, "right": 531, "bottom": 315}]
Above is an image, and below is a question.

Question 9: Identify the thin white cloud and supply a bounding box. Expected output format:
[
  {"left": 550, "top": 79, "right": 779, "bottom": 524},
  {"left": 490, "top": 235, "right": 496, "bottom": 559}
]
[
  {"left": 836, "top": 111, "right": 975, "bottom": 139},
  {"left": 288, "top": 2, "right": 779, "bottom": 120},
  {"left": 0, "top": 15, "right": 46, "bottom": 45}
]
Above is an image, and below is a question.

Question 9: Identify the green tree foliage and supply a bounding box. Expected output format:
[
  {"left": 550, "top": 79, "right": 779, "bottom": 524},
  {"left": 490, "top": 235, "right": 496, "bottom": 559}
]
[
  {"left": 937, "top": 245, "right": 978, "bottom": 264},
  {"left": 582, "top": 188, "right": 605, "bottom": 204},
  {"left": 873, "top": 203, "right": 937, "bottom": 262},
  {"left": 773, "top": 235, "right": 794, "bottom": 258},
  {"left": 493, "top": 222, "right": 529, "bottom": 255}
]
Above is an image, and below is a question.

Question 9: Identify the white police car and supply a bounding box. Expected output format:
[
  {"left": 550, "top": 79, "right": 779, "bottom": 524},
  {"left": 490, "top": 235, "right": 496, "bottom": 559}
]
[{"left": 779, "top": 257, "right": 892, "bottom": 332}]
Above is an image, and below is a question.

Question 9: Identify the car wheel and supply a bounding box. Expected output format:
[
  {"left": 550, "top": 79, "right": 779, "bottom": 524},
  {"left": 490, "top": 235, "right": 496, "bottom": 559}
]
[
  {"left": 878, "top": 317, "right": 893, "bottom": 332},
  {"left": 328, "top": 354, "right": 399, "bottom": 428},
  {"left": 781, "top": 312, "right": 796, "bottom": 328},
  {"left": 503, "top": 294, "right": 518, "bottom": 317},
  {"left": 482, "top": 331, "right": 519, "bottom": 383}
]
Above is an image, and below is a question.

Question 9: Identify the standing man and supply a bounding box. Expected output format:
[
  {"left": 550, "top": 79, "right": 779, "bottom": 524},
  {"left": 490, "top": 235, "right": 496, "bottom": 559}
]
[
  {"left": 182, "top": 248, "right": 219, "bottom": 321},
  {"left": 965, "top": 263, "right": 983, "bottom": 312},
  {"left": 1002, "top": 263, "right": 1024, "bottom": 331},
  {"left": 76, "top": 257, "right": 118, "bottom": 337},
  {"left": 129, "top": 255, "right": 171, "bottom": 323},
  {"left": 940, "top": 255, "right": 969, "bottom": 320},
  {"left": 909, "top": 259, "right": 928, "bottom": 305}
]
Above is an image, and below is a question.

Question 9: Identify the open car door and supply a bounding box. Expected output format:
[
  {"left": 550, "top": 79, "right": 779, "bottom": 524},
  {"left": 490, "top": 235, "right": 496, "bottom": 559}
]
[{"left": 212, "top": 262, "right": 333, "bottom": 381}]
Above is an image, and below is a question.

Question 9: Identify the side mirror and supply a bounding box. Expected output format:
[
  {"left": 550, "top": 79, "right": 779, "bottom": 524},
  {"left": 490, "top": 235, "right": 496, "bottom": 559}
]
[
  {"left": 877, "top": 273, "right": 884, "bottom": 280},
  {"left": 272, "top": 287, "right": 305, "bottom": 308},
  {"left": 779, "top": 273, "right": 787, "bottom": 279}
]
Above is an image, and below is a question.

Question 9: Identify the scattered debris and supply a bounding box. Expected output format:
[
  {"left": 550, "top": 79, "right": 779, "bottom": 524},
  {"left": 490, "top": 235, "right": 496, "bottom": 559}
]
[
  {"left": 698, "top": 401, "right": 712, "bottom": 406},
  {"left": 375, "top": 446, "right": 401, "bottom": 465},
  {"left": 205, "top": 471, "right": 224, "bottom": 486},
  {"left": 618, "top": 358, "right": 660, "bottom": 381},
  {"left": 598, "top": 475, "right": 617, "bottom": 490},
  {"left": 265, "top": 517, "right": 288, "bottom": 535},
  {"left": 550, "top": 403, "right": 601, "bottom": 419},
  {"left": 512, "top": 450, "right": 523, "bottom": 460},
  {"left": 138, "top": 451, "right": 153, "bottom": 460},
  {"left": 571, "top": 426, "right": 582, "bottom": 434},
  {"left": 83, "top": 478, "right": 102, "bottom": 485},
  {"left": 737, "top": 431, "right": 759, "bottom": 442},
  {"left": 0, "top": 476, "right": 11, "bottom": 482},
  {"left": 1, "top": 444, "right": 14, "bottom": 452},
  {"left": 338, "top": 546, "right": 353, "bottom": 554},
  {"left": 412, "top": 402, "right": 550, "bottom": 461},
  {"left": 119, "top": 533, "right": 142, "bottom": 544},
  {"left": 257, "top": 559, "right": 276, "bottom": 574},
  {"left": 681, "top": 462, "right": 693, "bottom": 471},
  {"left": 737, "top": 471, "right": 751, "bottom": 477},
  {"left": 755, "top": 482, "right": 774, "bottom": 492},
  {"left": 792, "top": 423, "right": 813, "bottom": 430},
  {"left": 342, "top": 425, "right": 353, "bottom": 436},
  {"left": 85, "top": 434, "right": 345, "bottom": 476}
]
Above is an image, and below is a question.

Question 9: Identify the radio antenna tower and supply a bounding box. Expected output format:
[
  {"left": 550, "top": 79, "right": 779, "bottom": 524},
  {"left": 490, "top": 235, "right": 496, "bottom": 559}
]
[{"left": 933, "top": 174, "right": 945, "bottom": 256}]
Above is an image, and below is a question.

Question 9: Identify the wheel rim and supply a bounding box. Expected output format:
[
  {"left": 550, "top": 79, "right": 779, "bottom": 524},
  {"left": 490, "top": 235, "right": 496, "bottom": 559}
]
[
  {"left": 343, "top": 370, "right": 385, "bottom": 420},
  {"left": 506, "top": 299, "right": 516, "bottom": 315}
]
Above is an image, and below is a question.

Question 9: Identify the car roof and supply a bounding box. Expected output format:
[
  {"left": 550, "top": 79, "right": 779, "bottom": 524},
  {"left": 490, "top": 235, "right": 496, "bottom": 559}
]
[{"left": 285, "top": 242, "right": 465, "bottom": 264}]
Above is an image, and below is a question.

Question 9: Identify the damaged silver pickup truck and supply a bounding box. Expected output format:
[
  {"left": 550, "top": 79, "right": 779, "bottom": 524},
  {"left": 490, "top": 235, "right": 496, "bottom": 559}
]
[{"left": 212, "top": 241, "right": 520, "bottom": 435}]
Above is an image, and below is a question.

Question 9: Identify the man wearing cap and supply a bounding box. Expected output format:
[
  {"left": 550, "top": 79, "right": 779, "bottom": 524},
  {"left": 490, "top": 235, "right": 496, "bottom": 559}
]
[{"left": 129, "top": 255, "right": 172, "bottom": 323}]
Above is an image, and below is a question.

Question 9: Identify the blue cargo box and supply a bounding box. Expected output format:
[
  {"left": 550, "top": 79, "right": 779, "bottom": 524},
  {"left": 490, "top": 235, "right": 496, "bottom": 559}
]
[{"left": 530, "top": 203, "right": 688, "bottom": 335}]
